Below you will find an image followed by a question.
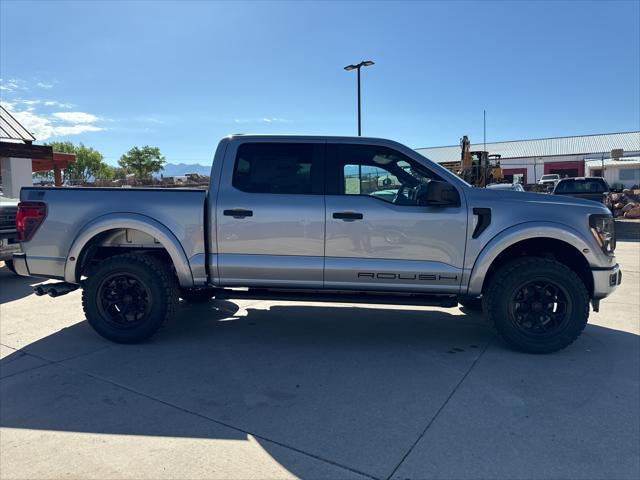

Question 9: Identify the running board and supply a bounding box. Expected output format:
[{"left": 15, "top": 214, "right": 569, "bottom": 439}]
[{"left": 214, "top": 288, "right": 459, "bottom": 308}]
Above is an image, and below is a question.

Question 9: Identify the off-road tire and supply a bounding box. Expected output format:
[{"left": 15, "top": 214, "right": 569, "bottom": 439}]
[
  {"left": 82, "top": 253, "right": 178, "bottom": 343},
  {"left": 3, "top": 260, "right": 17, "bottom": 275},
  {"left": 179, "top": 287, "right": 217, "bottom": 303},
  {"left": 483, "top": 257, "right": 589, "bottom": 354}
]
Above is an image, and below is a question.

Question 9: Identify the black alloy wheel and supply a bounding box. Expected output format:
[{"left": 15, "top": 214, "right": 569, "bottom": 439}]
[
  {"left": 97, "top": 273, "right": 153, "bottom": 329},
  {"left": 508, "top": 279, "right": 571, "bottom": 336}
]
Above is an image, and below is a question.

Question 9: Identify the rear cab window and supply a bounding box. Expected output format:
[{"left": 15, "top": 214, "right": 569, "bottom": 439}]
[{"left": 233, "top": 143, "right": 324, "bottom": 195}]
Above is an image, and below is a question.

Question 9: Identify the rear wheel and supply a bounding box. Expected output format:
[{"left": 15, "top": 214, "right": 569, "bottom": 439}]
[
  {"left": 82, "top": 253, "right": 178, "bottom": 343},
  {"left": 483, "top": 257, "right": 589, "bottom": 353}
]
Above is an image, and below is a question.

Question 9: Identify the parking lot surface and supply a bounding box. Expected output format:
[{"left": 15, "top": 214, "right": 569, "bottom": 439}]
[{"left": 1, "top": 242, "right": 638, "bottom": 479}]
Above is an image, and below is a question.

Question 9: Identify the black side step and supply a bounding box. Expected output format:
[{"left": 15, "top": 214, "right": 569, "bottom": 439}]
[{"left": 214, "top": 288, "right": 459, "bottom": 308}]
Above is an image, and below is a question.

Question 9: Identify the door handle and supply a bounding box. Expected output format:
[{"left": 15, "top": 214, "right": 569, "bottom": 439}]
[
  {"left": 333, "top": 211, "right": 363, "bottom": 221},
  {"left": 223, "top": 209, "right": 253, "bottom": 219}
]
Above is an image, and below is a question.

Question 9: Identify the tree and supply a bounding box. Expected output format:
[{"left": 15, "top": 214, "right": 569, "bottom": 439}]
[
  {"left": 118, "top": 146, "right": 165, "bottom": 179},
  {"left": 33, "top": 171, "right": 54, "bottom": 183},
  {"left": 96, "top": 165, "right": 127, "bottom": 181},
  {"left": 46, "top": 141, "right": 108, "bottom": 183}
]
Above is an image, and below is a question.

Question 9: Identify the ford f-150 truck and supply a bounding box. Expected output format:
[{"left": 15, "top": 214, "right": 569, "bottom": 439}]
[{"left": 12, "top": 135, "right": 621, "bottom": 353}]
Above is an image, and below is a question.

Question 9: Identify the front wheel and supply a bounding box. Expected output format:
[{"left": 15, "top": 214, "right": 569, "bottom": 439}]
[
  {"left": 483, "top": 257, "right": 589, "bottom": 354},
  {"left": 82, "top": 253, "right": 178, "bottom": 343}
]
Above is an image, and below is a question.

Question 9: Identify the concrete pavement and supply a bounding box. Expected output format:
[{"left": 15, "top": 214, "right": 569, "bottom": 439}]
[{"left": 1, "top": 242, "right": 638, "bottom": 479}]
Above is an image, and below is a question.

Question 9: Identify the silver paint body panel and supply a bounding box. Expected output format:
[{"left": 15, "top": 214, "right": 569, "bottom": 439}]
[
  {"left": 214, "top": 138, "right": 325, "bottom": 286},
  {"left": 16, "top": 134, "right": 619, "bottom": 302},
  {"left": 18, "top": 187, "right": 205, "bottom": 287},
  {"left": 324, "top": 195, "right": 466, "bottom": 293}
]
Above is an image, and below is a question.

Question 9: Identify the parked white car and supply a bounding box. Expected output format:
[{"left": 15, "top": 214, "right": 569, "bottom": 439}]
[{"left": 538, "top": 174, "right": 561, "bottom": 189}]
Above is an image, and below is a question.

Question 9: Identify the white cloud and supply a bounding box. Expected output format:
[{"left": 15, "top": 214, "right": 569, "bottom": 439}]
[
  {"left": 234, "top": 117, "right": 291, "bottom": 124},
  {"left": 53, "top": 124, "right": 104, "bottom": 135},
  {"left": 9, "top": 110, "right": 56, "bottom": 139},
  {"left": 0, "top": 78, "right": 27, "bottom": 92},
  {"left": 6, "top": 108, "right": 105, "bottom": 141},
  {"left": 1, "top": 78, "right": 103, "bottom": 140},
  {"left": 135, "top": 115, "right": 166, "bottom": 125},
  {"left": 44, "top": 100, "right": 74, "bottom": 108},
  {"left": 52, "top": 111, "right": 99, "bottom": 123}
]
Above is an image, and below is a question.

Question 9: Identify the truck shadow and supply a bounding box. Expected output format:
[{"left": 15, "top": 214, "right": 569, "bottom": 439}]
[
  {"left": 1, "top": 301, "right": 638, "bottom": 479},
  {"left": 0, "top": 266, "right": 44, "bottom": 304}
]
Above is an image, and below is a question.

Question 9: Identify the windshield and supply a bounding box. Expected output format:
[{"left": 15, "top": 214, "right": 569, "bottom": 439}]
[
  {"left": 541, "top": 175, "right": 558, "bottom": 180},
  {"left": 554, "top": 179, "right": 608, "bottom": 194}
]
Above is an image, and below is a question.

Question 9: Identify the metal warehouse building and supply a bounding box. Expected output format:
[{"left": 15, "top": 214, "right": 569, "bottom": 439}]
[{"left": 416, "top": 131, "right": 640, "bottom": 186}]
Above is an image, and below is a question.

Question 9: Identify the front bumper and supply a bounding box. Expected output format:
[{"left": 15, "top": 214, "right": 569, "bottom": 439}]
[
  {"left": 10, "top": 252, "right": 30, "bottom": 276},
  {"left": 592, "top": 263, "right": 621, "bottom": 300}
]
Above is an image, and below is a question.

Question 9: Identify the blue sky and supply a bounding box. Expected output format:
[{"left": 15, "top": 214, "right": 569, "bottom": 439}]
[{"left": 1, "top": 0, "right": 639, "bottom": 166}]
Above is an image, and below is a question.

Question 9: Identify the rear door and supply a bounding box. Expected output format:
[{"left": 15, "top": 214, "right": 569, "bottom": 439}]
[
  {"left": 324, "top": 142, "right": 467, "bottom": 293},
  {"left": 216, "top": 140, "right": 325, "bottom": 288}
]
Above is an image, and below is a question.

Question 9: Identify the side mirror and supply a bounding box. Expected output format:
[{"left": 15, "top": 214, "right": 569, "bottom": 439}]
[{"left": 417, "top": 181, "right": 459, "bottom": 206}]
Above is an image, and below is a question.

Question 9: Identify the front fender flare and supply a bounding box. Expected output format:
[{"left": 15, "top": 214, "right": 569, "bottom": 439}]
[
  {"left": 466, "top": 221, "right": 598, "bottom": 296},
  {"left": 63, "top": 213, "right": 194, "bottom": 287}
]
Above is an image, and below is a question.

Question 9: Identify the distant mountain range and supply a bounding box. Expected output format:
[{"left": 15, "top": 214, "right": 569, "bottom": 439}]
[{"left": 155, "top": 163, "right": 211, "bottom": 178}]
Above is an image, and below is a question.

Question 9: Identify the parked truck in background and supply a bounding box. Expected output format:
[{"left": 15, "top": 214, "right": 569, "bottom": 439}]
[
  {"left": 0, "top": 194, "right": 20, "bottom": 273},
  {"left": 552, "top": 177, "right": 610, "bottom": 205},
  {"left": 12, "top": 135, "right": 621, "bottom": 353}
]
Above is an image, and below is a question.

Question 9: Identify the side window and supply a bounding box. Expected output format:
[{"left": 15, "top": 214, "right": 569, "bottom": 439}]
[
  {"left": 328, "top": 144, "right": 442, "bottom": 205},
  {"left": 233, "top": 143, "right": 323, "bottom": 194}
]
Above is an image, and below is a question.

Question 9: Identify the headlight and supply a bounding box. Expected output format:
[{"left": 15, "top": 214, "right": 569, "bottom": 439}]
[{"left": 589, "top": 214, "right": 616, "bottom": 254}]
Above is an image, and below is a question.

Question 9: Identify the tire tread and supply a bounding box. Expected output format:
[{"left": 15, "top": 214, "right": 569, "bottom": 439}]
[
  {"left": 82, "top": 252, "right": 178, "bottom": 343},
  {"left": 483, "top": 256, "right": 589, "bottom": 353}
]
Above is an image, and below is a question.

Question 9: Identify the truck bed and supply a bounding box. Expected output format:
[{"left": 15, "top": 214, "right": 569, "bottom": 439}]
[{"left": 18, "top": 187, "right": 206, "bottom": 281}]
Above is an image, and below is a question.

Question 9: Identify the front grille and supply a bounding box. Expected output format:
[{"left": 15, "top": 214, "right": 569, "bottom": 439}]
[{"left": 0, "top": 207, "right": 18, "bottom": 232}]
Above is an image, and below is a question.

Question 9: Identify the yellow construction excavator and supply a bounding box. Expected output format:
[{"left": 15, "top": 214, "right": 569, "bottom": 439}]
[{"left": 459, "top": 135, "right": 503, "bottom": 187}]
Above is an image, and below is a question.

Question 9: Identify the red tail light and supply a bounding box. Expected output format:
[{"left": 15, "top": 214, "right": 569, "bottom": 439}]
[{"left": 16, "top": 202, "right": 47, "bottom": 241}]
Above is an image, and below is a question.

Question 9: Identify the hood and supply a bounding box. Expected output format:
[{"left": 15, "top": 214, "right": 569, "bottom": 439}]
[{"left": 469, "top": 187, "right": 610, "bottom": 211}]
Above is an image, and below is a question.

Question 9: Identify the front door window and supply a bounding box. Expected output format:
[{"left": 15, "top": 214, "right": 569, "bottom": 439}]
[{"left": 328, "top": 144, "right": 442, "bottom": 205}]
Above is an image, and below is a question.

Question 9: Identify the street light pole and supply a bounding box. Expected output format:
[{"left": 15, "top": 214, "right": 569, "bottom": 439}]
[
  {"left": 344, "top": 60, "right": 374, "bottom": 136},
  {"left": 357, "top": 66, "right": 361, "bottom": 136}
]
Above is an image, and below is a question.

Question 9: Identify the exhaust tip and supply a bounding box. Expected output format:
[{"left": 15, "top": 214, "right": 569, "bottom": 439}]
[
  {"left": 34, "top": 285, "right": 46, "bottom": 296},
  {"left": 48, "top": 289, "right": 58, "bottom": 298}
]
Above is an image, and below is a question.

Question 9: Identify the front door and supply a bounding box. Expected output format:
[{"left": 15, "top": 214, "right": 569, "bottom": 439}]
[
  {"left": 324, "top": 143, "right": 467, "bottom": 293},
  {"left": 216, "top": 141, "right": 325, "bottom": 288}
]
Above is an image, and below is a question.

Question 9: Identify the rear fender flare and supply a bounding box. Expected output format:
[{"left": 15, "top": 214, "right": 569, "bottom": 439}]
[{"left": 63, "top": 213, "right": 193, "bottom": 287}]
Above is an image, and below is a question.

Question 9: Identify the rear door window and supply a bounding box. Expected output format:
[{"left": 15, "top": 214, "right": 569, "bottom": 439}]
[{"left": 233, "top": 143, "right": 324, "bottom": 195}]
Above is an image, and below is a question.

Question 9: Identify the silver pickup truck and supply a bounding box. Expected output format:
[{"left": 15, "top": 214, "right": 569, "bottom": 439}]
[{"left": 13, "top": 135, "right": 621, "bottom": 353}]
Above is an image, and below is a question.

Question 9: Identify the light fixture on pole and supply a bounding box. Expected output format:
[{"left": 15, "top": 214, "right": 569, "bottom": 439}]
[{"left": 344, "top": 60, "right": 375, "bottom": 136}]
